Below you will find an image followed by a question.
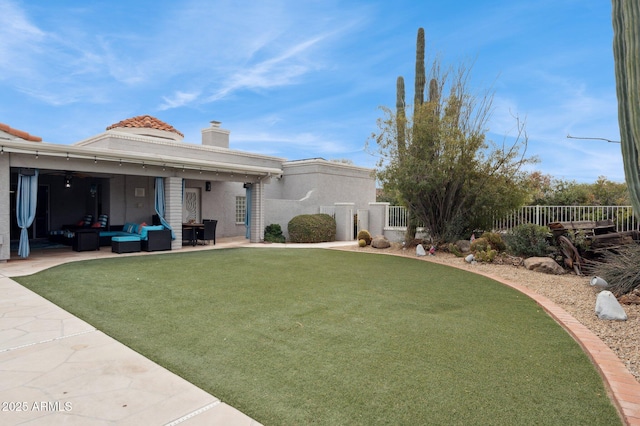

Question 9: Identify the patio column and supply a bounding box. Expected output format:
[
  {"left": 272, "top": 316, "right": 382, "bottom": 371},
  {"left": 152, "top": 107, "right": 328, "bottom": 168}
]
[
  {"left": 0, "top": 154, "right": 9, "bottom": 261},
  {"left": 250, "top": 180, "right": 264, "bottom": 243},
  {"left": 164, "top": 177, "right": 183, "bottom": 250}
]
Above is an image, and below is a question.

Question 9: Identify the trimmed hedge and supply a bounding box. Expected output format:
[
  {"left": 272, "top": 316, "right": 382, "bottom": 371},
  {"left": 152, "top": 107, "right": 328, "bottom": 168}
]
[{"left": 288, "top": 214, "right": 336, "bottom": 243}]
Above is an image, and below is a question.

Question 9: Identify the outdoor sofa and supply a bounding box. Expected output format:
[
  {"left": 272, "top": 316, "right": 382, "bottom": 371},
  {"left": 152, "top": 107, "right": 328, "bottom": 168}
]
[{"left": 101, "top": 222, "right": 172, "bottom": 253}]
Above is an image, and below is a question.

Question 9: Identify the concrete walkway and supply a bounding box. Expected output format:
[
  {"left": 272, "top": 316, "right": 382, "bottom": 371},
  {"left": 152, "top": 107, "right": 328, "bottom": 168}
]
[
  {"left": 1, "top": 238, "right": 639, "bottom": 425},
  {"left": 0, "top": 238, "right": 269, "bottom": 425}
]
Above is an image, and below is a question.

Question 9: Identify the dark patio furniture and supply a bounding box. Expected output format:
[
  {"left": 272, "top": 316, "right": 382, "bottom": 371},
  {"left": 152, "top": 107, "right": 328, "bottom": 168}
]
[
  {"left": 182, "top": 223, "right": 201, "bottom": 246},
  {"left": 72, "top": 229, "right": 100, "bottom": 252},
  {"left": 142, "top": 229, "right": 172, "bottom": 251},
  {"left": 111, "top": 236, "right": 141, "bottom": 254},
  {"left": 197, "top": 219, "right": 217, "bottom": 245}
]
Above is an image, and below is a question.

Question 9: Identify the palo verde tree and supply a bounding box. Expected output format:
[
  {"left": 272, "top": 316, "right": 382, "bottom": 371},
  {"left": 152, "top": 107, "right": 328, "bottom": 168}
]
[
  {"left": 612, "top": 0, "right": 640, "bottom": 219},
  {"left": 370, "top": 28, "right": 534, "bottom": 243}
]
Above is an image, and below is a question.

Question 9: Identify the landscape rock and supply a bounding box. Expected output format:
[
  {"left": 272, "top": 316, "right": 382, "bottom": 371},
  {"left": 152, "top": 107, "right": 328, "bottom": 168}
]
[
  {"left": 523, "top": 257, "right": 565, "bottom": 275},
  {"left": 371, "top": 236, "right": 391, "bottom": 249},
  {"left": 455, "top": 240, "right": 471, "bottom": 253},
  {"left": 595, "top": 290, "right": 628, "bottom": 320},
  {"left": 465, "top": 254, "right": 475, "bottom": 264},
  {"left": 416, "top": 244, "right": 426, "bottom": 256}
]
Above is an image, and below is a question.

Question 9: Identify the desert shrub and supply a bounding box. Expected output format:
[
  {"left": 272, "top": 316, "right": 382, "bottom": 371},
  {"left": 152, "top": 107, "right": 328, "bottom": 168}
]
[
  {"left": 357, "top": 230, "right": 372, "bottom": 245},
  {"left": 288, "top": 214, "right": 336, "bottom": 243},
  {"left": 264, "top": 224, "right": 286, "bottom": 243},
  {"left": 480, "top": 232, "right": 506, "bottom": 252},
  {"left": 585, "top": 245, "right": 640, "bottom": 296},
  {"left": 358, "top": 239, "right": 367, "bottom": 247},
  {"left": 470, "top": 237, "right": 489, "bottom": 253},
  {"left": 448, "top": 243, "right": 464, "bottom": 257},
  {"left": 505, "top": 224, "right": 550, "bottom": 257}
]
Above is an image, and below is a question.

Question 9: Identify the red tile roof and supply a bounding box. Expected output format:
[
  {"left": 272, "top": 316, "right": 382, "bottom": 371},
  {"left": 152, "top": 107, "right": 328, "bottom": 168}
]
[
  {"left": 0, "top": 123, "right": 42, "bottom": 142},
  {"left": 106, "top": 115, "right": 184, "bottom": 138}
]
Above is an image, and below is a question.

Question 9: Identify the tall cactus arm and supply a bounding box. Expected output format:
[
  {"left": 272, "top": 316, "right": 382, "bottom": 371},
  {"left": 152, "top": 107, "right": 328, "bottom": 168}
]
[
  {"left": 613, "top": 0, "right": 640, "bottom": 218},
  {"left": 414, "top": 28, "right": 426, "bottom": 107}
]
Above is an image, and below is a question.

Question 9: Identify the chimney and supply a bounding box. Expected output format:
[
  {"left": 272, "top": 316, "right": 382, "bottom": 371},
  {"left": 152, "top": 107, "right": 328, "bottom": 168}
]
[{"left": 201, "top": 120, "right": 230, "bottom": 148}]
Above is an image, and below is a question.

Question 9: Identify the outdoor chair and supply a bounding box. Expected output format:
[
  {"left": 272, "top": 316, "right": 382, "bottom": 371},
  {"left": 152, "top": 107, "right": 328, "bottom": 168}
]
[{"left": 198, "top": 219, "right": 217, "bottom": 245}]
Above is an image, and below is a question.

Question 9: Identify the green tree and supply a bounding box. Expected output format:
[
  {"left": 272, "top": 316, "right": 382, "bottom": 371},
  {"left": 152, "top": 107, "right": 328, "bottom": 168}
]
[
  {"left": 524, "top": 173, "right": 629, "bottom": 206},
  {"left": 370, "top": 28, "right": 534, "bottom": 243}
]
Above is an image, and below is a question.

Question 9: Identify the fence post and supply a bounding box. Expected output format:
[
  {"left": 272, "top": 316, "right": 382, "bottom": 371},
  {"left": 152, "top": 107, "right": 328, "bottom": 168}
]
[{"left": 535, "top": 205, "right": 540, "bottom": 226}]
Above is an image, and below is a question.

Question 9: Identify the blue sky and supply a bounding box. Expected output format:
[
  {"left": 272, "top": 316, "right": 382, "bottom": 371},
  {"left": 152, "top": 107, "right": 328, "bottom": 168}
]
[{"left": 0, "top": 0, "right": 621, "bottom": 182}]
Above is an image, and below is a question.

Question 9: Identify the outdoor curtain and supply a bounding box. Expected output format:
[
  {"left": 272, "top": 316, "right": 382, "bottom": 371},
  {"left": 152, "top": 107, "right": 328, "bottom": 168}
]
[
  {"left": 155, "top": 177, "right": 175, "bottom": 239},
  {"left": 16, "top": 169, "right": 39, "bottom": 258},
  {"left": 245, "top": 184, "right": 252, "bottom": 239}
]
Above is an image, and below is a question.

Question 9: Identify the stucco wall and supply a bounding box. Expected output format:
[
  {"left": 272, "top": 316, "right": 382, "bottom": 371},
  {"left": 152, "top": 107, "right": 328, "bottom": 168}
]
[
  {"left": 184, "top": 179, "right": 248, "bottom": 238},
  {"left": 108, "top": 175, "right": 157, "bottom": 225},
  {"left": 263, "top": 159, "right": 376, "bottom": 239}
]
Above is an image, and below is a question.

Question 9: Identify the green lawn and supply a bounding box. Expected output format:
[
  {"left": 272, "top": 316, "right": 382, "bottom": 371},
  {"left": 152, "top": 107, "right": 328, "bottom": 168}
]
[{"left": 16, "top": 248, "right": 621, "bottom": 425}]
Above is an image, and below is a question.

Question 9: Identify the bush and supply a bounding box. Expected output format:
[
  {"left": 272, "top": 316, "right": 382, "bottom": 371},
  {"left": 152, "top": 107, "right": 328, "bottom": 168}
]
[
  {"left": 586, "top": 245, "right": 640, "bottom": 296},
  {"left": 357, "top": 230, "right": 372, "bottom": 245},
  {"left": 264, "top": 224, "right": 286, "bottom": 243},
  {"left": 480, "top": 232, "right": 506, "bottom": 252},
  {"left": 288, "top": 214, "right": 336, "bottom": 243},
  {"left": 505, "top": 224, "right": 550, "bottom": 257},
  {"left": 470, "top": 237, "right": 489, "bottom": 253}
]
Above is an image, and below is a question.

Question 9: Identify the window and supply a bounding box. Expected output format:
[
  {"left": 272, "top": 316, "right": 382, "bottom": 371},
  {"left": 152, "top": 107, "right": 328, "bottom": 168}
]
[{"left": 235, "top": 196, "right": 246, "bottom": 224}]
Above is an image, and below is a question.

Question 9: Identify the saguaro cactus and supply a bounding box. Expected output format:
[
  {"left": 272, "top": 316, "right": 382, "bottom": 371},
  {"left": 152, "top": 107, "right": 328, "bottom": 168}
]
[
  {"left": 396, "top": 76, "right": 406, "bottom": 156},
  {"left": 612, "top": 1, "right": 640, "bottom": 218},
  {"left": 414, "top": 28, "right": 426, "bottom": 108}
]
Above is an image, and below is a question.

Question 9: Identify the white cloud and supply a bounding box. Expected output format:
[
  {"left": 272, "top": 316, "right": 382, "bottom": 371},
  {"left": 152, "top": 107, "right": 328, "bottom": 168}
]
[{"left": 159, "top": 90, "right": 201, "bottom": 111}]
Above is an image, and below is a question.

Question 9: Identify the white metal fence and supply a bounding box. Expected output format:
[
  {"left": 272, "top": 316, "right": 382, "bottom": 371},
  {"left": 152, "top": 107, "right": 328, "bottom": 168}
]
[
  {"left": 493, "top": 205, "right": 639, "bottom": 233},
  {"left": 386, "top": 206, "right": 409, "bottom": 229},
  {"left": 384, "top": 205, "right": 640, "bottom": 233}
]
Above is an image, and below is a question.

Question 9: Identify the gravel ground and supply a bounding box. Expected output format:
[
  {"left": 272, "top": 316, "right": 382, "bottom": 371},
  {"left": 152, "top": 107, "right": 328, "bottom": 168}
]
[{"left": 334, "top": 243, "right": 640, "bottom": 383}]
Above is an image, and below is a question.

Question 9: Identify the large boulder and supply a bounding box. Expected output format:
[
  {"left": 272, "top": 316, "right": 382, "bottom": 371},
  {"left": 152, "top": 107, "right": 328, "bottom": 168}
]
[
  {"left": 371, "top": 235, "right": 391, "bottom": 249},
  {"left": 523, "top": 257, "right": 565, "bottom": 275},
  {"left": 595, "top": 290, "right": 628, "bottom": 320},
  {"left": 454, "top": 239, "right": 471, "bottom": 253}
]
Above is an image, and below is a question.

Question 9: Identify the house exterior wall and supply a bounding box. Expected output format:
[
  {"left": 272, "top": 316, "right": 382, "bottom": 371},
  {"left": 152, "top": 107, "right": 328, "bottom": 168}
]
[
  {"left": 108, "top": 175, "right": 157, "bottom": 225},
  {"left": 263, "top": 159, "right": 376, "bottom": 239},
  {"left": 184, "top": 179, "right": 248, "bottom": 238},
  {"left": 0, "top": 124, "right": 376, "bottom": 257},
  {"left": 77, "top": 132, "right": 285, "bottom": 172}
]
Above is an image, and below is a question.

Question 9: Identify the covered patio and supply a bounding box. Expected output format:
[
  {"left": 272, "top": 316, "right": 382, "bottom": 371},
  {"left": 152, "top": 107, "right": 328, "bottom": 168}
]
[{"left": 0, "top": 118, "right": 284, "bottom": 262}]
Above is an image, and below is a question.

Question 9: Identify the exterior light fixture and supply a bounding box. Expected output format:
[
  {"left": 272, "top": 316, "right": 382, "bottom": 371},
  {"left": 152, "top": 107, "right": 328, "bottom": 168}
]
[
  {"left": 65, "top": 175, "right": 72, "bottom": 188},
  {"left": 66, "top": 153, "right": 70, "bottom": 160}
]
